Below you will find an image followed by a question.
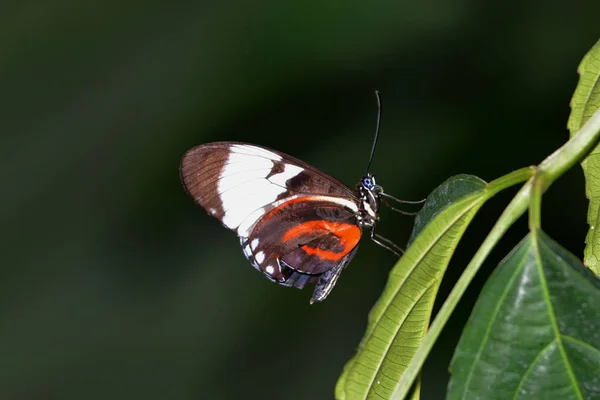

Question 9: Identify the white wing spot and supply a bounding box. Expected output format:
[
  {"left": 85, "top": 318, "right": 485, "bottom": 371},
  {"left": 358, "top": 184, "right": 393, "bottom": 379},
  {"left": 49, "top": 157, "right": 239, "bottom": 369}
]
[
  {"left": 251, "top": 238, "right": 259, "bottom": 250},
  {"left": 265, "top": 265, "right": 275, "bottom": 275},
  {"left": 217, "top": 159, "right": 273, "bottom": 193},
  {"left": 217, "top": 151, "right": 288, "bottom": 231},
  {"left": 243, "top": 244, "right": 252, "bottom": 259},
  {"left": 268, "top": 163, "right": 303, "bottom": 186},
  {"left": 255, "top": 251, "right": 265, "bottom": 264},
  {"left": 231, "top": 144, "right": 282, "bottom": 161}
]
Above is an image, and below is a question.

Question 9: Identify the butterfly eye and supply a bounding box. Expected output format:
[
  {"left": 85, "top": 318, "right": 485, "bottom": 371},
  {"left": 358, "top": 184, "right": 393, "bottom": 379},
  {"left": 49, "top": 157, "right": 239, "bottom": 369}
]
[{"left": 362, "top": 176, "right": 375, "bottom": 190}]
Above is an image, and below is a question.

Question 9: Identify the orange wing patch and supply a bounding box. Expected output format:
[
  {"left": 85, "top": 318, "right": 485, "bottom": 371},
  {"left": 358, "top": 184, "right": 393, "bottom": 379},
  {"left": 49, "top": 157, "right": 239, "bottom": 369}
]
[{"left": 282, "top": 220, "right": 361, "bottom": 261}]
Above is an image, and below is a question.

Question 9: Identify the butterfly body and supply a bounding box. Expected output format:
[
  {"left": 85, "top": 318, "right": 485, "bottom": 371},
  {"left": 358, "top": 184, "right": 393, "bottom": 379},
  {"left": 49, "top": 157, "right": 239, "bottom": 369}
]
[{"left": 180, "top": 141, "right": 385, "bottom": 303}]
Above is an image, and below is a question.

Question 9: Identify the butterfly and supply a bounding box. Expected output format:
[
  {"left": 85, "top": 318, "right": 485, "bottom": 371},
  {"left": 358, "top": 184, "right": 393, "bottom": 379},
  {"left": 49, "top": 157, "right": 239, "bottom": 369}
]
[{"left": 180, "top": 92, "right": 414, "bottom": 303}]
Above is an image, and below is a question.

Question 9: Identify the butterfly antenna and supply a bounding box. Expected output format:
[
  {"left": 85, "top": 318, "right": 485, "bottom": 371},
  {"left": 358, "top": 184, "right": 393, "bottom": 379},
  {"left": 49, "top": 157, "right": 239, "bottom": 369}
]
[{"left": 365, "top": 90, "right": 382, "bottom": 175}]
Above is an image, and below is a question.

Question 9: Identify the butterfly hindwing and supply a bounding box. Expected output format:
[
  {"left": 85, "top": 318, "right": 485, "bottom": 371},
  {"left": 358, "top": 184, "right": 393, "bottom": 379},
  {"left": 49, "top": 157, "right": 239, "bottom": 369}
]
[{"left": 244, "top": 197, "right": 361, "bottom": 280}]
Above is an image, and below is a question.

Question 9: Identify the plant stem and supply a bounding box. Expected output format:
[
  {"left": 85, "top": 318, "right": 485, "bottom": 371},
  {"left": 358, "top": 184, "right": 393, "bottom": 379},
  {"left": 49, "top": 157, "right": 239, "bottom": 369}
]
[{"left": 539, "top": 108, "right": 600, "bottom": 184}]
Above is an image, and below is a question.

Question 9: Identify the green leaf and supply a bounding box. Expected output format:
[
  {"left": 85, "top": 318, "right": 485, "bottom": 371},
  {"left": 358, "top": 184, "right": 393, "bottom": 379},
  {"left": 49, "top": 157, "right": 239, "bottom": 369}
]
[
  {"left": 408, "top": 174, "right": 486, "bottom": 244},
  {"left": 336, "top": 175, "right": 487, "bottom": 400},
  {"left": 448, "top": 230, "right": 600, "bottom": 400},
  {"left": 567, "top": 39, "right": 600, "bottom": 276}
]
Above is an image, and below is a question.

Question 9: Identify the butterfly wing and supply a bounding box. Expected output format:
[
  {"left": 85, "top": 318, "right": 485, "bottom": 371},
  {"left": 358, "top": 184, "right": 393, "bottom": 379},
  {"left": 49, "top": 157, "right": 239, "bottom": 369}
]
[
  {"left": 180, "top": 142, "right": 358, "bottom": 235},
  {"left": 241, "top": 196, "right": 362, "bottom": 302},
  {"left": 180, "top": 142, "right": 362, "bottom": 301}
]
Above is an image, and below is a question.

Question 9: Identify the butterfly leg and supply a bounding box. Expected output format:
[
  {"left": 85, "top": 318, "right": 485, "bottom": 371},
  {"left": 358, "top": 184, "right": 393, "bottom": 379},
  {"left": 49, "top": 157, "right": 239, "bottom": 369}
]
[
  {"left": 381, "top": 192, "right": 426, "bottom": 204},
  {"left": 369, "top": 227, "right": 404, "bottom": 257},
  {"left": 380, "top": 192, "right": 425, "bottom": 216},
  {"left": 381, "top": 198, "right": 418, "bottom": 216}
]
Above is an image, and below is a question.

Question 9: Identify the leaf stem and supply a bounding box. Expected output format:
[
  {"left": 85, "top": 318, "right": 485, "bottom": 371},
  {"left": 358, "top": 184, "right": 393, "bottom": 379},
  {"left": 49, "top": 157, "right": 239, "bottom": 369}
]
[
  {"left": 528, "top": 175, "right": 543, "bottom": 231},
  {"left": 486, "top": 166, "right": 536, "bottom": 194}
]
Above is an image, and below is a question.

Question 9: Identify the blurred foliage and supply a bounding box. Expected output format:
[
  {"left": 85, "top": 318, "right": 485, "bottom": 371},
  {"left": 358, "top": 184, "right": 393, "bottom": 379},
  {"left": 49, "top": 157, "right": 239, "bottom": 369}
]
[{"left": 1, "top": 1, "right": 599, "bottom": 399}]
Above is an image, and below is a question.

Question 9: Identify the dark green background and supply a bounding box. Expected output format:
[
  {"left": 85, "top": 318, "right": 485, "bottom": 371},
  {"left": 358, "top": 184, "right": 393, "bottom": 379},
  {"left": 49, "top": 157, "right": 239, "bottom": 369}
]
[{"left": 1, "top": 1, "right": 598, "bottom": 399}]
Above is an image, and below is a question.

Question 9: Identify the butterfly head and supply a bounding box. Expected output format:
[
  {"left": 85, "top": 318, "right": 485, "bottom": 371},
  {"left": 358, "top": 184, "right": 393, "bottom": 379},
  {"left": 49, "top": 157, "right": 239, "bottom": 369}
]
[{"left": 357, "top": 173, "right": 382, "bottom": 227}]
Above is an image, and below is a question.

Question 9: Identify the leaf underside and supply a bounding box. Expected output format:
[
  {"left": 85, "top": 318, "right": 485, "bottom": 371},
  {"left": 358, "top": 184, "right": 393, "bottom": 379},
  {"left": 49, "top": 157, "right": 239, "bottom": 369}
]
[
  {"left": 448, "top": 230, "right": 600, "bottom": 400},
  {"left": 336, "top": 175, "right": 487, "bottom": 400},
  {"left": 568, "top": 39, "right": 600, "bottom": 276}
]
